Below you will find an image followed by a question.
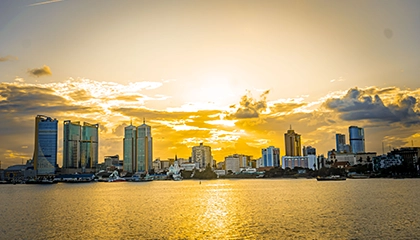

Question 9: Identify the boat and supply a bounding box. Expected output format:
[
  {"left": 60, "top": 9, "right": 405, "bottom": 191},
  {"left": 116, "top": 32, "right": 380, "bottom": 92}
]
[
  {"left": 108, "top": 178, "right": 126, "bottom": 182},
  {"left": 348, "top": 174, "right": 369, "bottom": 179},
  {"left": 316, "top": 175, "right": 346, "bottom": 181},
  {"left": 55, "top": 173, "right": 95, "bottom": 183},
  {"left": 107, "top": 170, "right": 126, "bottom": 182},
  {"left": 25, "top": 179, "right": 57, "bottom": 184}
]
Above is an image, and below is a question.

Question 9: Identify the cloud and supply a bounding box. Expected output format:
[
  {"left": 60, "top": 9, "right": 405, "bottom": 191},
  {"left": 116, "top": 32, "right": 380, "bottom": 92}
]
[
  {"left": 230, "top": 90, "right": 270, "bottom": 119},
  {"left": 0, "top": 83, "right": 99, "bottom": 117},
  {"left": 0, "top": 55, "right": 18, "bottom": 62},
  {"left": 28, "top": 0, "right": 63, "bottom": 7},
  {"left": 1, "top": 80, "right": 420, "bottom": 168},
  {"left": 27, "top": 65, "right": 52, "bottom": 77},
  {"left": 330, "top": 77, "right": 345, "bottom": 83},
  {"left": 324, "top": 87, "right": 420, "bottom": 126},
  {"left": 269, "top": 102, "right": 306, "bottom": 115}
]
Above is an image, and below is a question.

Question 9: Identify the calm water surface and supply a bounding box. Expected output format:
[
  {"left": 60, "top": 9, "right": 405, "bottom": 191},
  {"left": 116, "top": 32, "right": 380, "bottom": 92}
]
[{"left": 1, "top": 179, "right": 420, "bottom": 239}]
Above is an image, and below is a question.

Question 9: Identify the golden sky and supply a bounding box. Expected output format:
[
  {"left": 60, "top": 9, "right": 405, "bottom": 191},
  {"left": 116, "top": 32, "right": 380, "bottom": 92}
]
[{"left": 1, "top": 0, "right": 420, "bottom": 167}]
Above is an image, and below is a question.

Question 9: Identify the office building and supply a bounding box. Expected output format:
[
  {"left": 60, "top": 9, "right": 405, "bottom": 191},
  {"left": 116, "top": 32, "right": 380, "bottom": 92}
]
[
  {"left": 349, "top": 126, "right": 365, "bottom": 153},
  {"left": 63, "top": 121, "right": 81, "bottom": 168},
  {"left": 33, "top": 115, "right": 58, "bottom": 175},
  {"left": 225, "top": 155, "right": 240, "bottom": 173},
  {"left": 191, "top": 143, "right": 212, "bottom": 168},
  {"left": 303, "top": 146, "right": 316, "bottom": 156},
  {"left": 336, "top": 134, "right": 346, "bottom": 153},
  {"left": 284, "top": 127, "right": 302, "bottom": 156},
  {"left": 282, "top": 155, "right": 317, "bottom": 170},
  {"left": 123, "top": 119, "right": 153, "bottom": 173},
  {"left": 261, "top": 146, "right": 280, "bottom": 167},
  {"left": 123, "top": 124, "right": 137, "bottom": 173},
  {"left": 63, "top": 120, "right": 99, "bottom": 170},
  {"left": 136, "top": 121, "right": 153, "bottom": 172}
]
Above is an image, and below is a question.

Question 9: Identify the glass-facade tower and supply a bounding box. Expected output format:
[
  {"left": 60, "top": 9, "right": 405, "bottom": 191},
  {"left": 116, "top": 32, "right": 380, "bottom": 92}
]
[
  {"left": 63, "top": 121, "right": 81, "bottom": 168},
  {"left": 80, "top": 122, "right": 99, "bottom": 169},
  {"left": 262, "top": 146, "right": 280, "bottom": 167},
  {"left": 349, "top": 126, "right": 365, "bottom": 153},
  {"left": 123, "top": 120, "right": 153, "bottom": 173},
  {"left": 63, "top": 120, "right": 99, "bottom": 170},
  {"left": 123, "top": 125, "right": 137, "bottom": 173},
  {"left": 33, "top": 115, "right": 58, "bottom": 175},
  {"left": 136, "top": 123, "right": 153, "bottom": 172},
  {"left": 336, "top": 134, "right": 346, "bottom": 153}
]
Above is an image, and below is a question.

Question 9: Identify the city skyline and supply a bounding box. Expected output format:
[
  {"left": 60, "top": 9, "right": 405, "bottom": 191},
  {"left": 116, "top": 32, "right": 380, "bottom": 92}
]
[{"left": 1, "top": 1, "right": 420, "bottom": 168}]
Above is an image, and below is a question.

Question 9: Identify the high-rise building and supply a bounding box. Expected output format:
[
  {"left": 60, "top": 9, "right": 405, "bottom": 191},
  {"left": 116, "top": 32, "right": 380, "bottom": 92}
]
[
  {"left": 349, "top": 126, "right": 365, "bottom": 153},
  {"left": 336, "top": 134, "right": 346, "bottom": 153},
  {"left": 225, "top": 155, "right": 240, "bottom": 173},
  {"left": 303, "top": 146, "right": 316, "bottom": 156},
  {"left": 80, "top": 122, "right": 99, "bottom": 169},
  {"left": 191, "top": 143, "right": 212, "bottom": 168},
  {"left": 123, "top": 119, "right": 153, "bottom": 173},
  {"left": 63, "top": 121, "right": 81, "bottom": 168},
  {"left": 63, "top": 121, "right": 99, "bottom": 170},
  {"left": 284, "top": 127, "right": 302, "bottom": 156},
  {"left": 33, "top": 115, "right": 58, "bottom": 175},
  {"left": 123, "top": 124, "right": 136, "bottom": 173},
  {"left": 136, "top": 121, "right": 153, "bottom": 172},
  {"left": 261, "top": 146, "right": 280, "bottom": 167}
]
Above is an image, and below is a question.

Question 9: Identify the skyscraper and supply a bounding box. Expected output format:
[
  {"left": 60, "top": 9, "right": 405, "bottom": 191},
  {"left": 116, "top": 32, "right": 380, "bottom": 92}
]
[
  {"left": 336, "top": 133, "right": 346, "bottom": 153},
  {"left": 123, "top": 124, "right": 136, "bottom": 173},
  {"left": 80, "top": 122, "right": 99, "bottom": 169},
  {"left": 349, "top": 126, "right": 365, "bottom": 153},
  {"left": 284, "top": 126, "right": 301, "bottom": 156},
  {"left": 261, "top": 146, "right": 280, "bottom": 167},
  {"left": 33, "top": 115, "right": 58, "bottom": 175},
  {"left": 123, "top": 119, "right": 153, "bottom": 173},
  {"left": 63, "top": 121, "right": 99, "bottom": 170},
  {"left": 136, "top": 121, "right": 153, "bottom": 172},
  {"left": 63, "top": 120, "right": 81, "bottom": 168},
  {"left": 192, "top": 143, "right": 212, "bottom": 168}
]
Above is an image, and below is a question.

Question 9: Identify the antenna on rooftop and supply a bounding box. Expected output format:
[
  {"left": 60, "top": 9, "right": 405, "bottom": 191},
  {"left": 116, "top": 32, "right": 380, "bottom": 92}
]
[
  {"left": 382, "top": 142, "right": 384, "bottom": 155},
  {"left": 130, "top": 118, "right": 133, "bottom": 126},
  {"left": 143, "top": 118, "right": 146, "bottom": 124}
]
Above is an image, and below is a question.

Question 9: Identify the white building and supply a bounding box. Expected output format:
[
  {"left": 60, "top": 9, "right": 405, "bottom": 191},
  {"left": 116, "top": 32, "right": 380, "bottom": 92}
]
[
  {"left": 282, "top": 155, "right": 317, "bottom": 170},
  {"left": 180, "top": 162, "right": 199, "bottom": 171}
]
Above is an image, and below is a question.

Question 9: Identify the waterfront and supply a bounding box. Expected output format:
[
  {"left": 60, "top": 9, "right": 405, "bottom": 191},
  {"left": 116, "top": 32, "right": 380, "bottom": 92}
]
[{"left": 1, "top": 179, "right": 420, "bottom": 239}]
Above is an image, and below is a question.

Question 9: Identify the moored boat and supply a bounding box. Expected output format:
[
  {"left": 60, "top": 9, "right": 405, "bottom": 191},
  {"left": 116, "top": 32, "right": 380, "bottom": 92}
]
[{"left": 317, "top": 175, "right": 346, "bottom": 181}]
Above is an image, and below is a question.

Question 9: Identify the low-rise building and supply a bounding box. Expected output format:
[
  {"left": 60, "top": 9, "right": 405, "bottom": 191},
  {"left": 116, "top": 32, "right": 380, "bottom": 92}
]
[
  {"left": 282, "top": 155, "right": 317, "bottom": 170},
  {"left": 373, "top": 154, "right": 403, "bottom": 172}
]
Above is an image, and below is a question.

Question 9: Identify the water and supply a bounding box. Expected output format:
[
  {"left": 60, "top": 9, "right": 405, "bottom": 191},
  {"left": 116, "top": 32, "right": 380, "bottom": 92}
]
[{"left": 1, "top": 179, "right": 420, "bottom": 239}]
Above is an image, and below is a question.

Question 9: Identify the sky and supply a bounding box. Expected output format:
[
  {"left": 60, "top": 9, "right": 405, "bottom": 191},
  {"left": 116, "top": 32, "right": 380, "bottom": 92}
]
[{"left": 1, "top": 0, "right": 420, "bottom": 168}]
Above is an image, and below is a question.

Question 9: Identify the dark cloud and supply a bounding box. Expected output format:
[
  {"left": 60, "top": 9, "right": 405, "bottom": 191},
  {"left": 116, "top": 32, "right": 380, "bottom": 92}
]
[
  {"left": 0, "top": 83, "right": 101, "bottom": 116},
  {"left": 231, "top": 90, "right": 270, "bottom": 119},
  {"left": 27, "top": 65, "right": 52, "bottom": 77},
  {"left": 324, "top": 87, "right": 420, "bottom": 126},
  {"left": 0, "top": 55, "right": 18, "bottom": 62}
]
